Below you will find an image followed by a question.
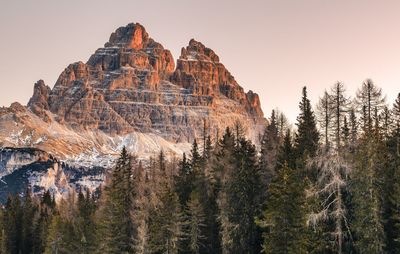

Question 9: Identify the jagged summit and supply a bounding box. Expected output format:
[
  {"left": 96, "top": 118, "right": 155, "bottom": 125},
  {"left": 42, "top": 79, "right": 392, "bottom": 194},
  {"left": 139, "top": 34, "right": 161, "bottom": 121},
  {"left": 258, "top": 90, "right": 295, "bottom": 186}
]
[
  {"left": 171, "top": 38, "right": 263, "bottom": 116},
  {"left": 105, "top": 23, "right": 150, "bottom": 50},
  {"left": 3, "top": 22, "right": 265, "bottom": 165},
  {"left": 0, "top": 21, "right": 266, "bottom": 200},
  {"left": 180, "top": 39, "right": 220, "bottom": 62}
]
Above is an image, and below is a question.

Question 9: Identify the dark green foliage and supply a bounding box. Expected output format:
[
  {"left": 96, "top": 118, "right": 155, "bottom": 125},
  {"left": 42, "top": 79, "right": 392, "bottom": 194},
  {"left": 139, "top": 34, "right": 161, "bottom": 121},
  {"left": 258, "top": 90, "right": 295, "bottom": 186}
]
[
  {"left": 258, "top": 163, "right": 308, "bottom": 254},
  {"left": 351, "top": 136, "right": 386, "bottom": 253},
  {"left": 295, "top": 86, "right": 320, "bottom": 159},
  {"left": 4, "top": 84, "right": 400, "bottom": 254},
  {"left": 97, "top": 147, "right": 134, "bottom": 253},
  {"left": 184, "top": 192, "right": 206, "bottom": 254},
  {"left": 219, "top": 129, "right": 263, "bottom": 254},
  {"left": 21, "top": 189, "right": 36, "bottom": 254},
  {"left": 32, "top": 191, "right": 55, "bottom": 254},
  {"left": 76, "top": 189, "right": 96, "bottom": 253},
  {"left": 260, "top": 110, "right": 280, "bottom": 195},
  {"left": 3, "top": 195, "right": 22, "bottom": 254},
  {"left": 175, "top": 153, "right": 192, "bottom": 207},
  {"left": 258, "top": 133, "right": 308, "bottom": 254},
  {"left": 148, "top": 185, "right": 184, "bottom": 254}
]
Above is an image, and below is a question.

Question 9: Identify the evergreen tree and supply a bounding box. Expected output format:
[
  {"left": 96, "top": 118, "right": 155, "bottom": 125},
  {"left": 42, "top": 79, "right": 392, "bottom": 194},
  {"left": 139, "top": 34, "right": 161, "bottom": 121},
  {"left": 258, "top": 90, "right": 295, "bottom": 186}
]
[
  {"left": 148, "top": 185, "right": 184, "bottom": 254},
  {"left": 295, "top": 86, "right": 320, "bottom": 160},
  {"left": 380, "top": 106, "right": 392, "bottom": 139},
  {"left": 393, "top": 93, "right": 400, "bottom": 135},
  {"left": 175, "top": 153, "right": 193, "bottom": 207},
  {"left": 21, "top": 189, "right": 36, "bottom": 254},
  {"left": 3, "top": 195, "right": 22, "bottom": 254},
  {"left": 44, "top": 215, "right": 64, "bottom": 254},
  {"left": 0, "top": 208, "right": 5, "bottom": 254},
  {"left": 32, "top": 190, "right": 56, "bottom": 254},
  {"left": 277, "top": 130, "right": 296, "bottom": 169},
  {"left": 351, "top": 136, "right": 386, "bottom": 253},
  {"left": 219, "top": 133, "right": 263, "bottom": 254},
  {"left": 276, "top": 109, "right": 290, "bottom": 140},
  {"left": 258, "top": 136, "right": 308, "bottom": 254},
  {"left": 389, "top": 161, "right": 400, "bottom": 253},
  {"left": 97, "top": 147, "right": 134, "bottom": 253},
  {"left": 76, "top": 189, "right": 96, "bottom": 253},
  {"left": 349, "top": 108, "right": 358, "bottom": 144},
  {"left": 342, "top": 116, "right": 350, "bottom": 149},
  {"left": 185, "top": 192, "right": 207, "bottom": 254},
  {"left": 260, "top": 110, "right": 280, "bottom": 194}
]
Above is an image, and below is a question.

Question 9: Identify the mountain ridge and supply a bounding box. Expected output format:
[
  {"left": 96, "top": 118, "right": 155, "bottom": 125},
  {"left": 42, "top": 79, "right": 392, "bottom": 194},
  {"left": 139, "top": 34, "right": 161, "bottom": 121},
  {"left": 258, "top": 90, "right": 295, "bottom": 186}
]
[{"left": 0, "top": 22, "right": 266, "bottom": 199}]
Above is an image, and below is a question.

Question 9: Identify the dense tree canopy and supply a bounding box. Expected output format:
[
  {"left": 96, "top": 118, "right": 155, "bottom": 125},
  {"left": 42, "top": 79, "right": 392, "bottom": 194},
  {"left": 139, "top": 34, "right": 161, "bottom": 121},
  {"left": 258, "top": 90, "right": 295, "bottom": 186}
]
[{"left": 2, "top": 81, "right": 400, "bottom": 253}]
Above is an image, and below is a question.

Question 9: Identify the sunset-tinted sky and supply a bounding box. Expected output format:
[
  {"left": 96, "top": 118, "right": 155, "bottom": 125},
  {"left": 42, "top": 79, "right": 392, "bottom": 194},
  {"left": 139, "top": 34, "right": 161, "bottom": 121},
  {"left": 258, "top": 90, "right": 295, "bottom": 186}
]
[{"left": 1, "top": 0, "right": 400, "bottom": 121}]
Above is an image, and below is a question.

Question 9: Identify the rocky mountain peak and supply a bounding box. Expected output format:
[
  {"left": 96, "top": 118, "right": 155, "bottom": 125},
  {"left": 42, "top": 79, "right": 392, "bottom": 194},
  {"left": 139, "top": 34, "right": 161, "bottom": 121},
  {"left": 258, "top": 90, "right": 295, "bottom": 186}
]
[
  {"left": 0, "top": 22, "right": 266, "bottom": 202},
  {"left": 180, "top": 39, "right": 220, "bottom": 63},
  {"left": 28, "top": 80, "right": 51, "bottom": 109},
  {"left": 105, "top": 23, "right": 149, "bottom": 50},
  {"left": 3, "top": 22, "right": 265, "bottom": 160},
  {"left": 171, "top": 39, "right": 263, "bottom": 118},
  {"left": 27, "top": 80, "right": 52, "bottom": 122}
]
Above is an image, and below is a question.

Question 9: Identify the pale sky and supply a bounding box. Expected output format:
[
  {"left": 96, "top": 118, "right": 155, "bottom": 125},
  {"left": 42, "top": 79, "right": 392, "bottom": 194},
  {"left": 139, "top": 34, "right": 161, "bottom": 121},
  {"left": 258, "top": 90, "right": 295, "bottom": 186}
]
[{"left": 1, "top": 0, "right": 400, "bottom": 121}]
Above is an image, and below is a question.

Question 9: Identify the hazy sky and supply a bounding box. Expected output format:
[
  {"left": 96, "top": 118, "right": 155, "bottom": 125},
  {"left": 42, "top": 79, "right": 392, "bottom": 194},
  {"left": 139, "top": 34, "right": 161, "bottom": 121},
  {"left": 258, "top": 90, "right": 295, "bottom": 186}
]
[{"left": 1, "top": 0, "right": 400, "bottom": 121}]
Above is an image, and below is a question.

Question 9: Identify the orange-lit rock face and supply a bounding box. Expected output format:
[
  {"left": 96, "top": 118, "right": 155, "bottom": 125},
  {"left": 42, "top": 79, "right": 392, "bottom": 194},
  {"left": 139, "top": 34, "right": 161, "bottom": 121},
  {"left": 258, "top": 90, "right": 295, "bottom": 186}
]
[
  {"left": 25, "top": 23, "right": 265, "bottom": 144},
  {"left": 130, "top": 25, "right": 144, "bottom": 50},
  {"left": 171, "top": 39, "right": 262, "bottom": 116}
]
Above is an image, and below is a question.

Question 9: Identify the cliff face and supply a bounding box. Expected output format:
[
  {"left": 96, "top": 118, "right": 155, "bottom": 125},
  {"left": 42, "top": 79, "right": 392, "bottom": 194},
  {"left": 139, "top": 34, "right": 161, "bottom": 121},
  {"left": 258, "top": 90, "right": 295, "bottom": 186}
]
[
  {"left": 0, "top": 22, "right": 266, "bottom": 202},
  {"left": 27, "top": 23, "right": 265, "bottom": 143},
  {"left": 1, "top": 22, "right": 265, "bottom": 166},
  {"left": 171, "top": 39, "right": 263, "bottom": 116},
  {"left": 0, "top": 147, "right": 104, "bottom": 203}
]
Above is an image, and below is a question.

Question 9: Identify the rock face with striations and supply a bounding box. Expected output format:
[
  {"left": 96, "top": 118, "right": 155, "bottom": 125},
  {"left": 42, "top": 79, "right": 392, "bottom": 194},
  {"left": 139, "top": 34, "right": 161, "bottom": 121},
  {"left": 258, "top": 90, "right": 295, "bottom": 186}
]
[
  {"left": 171, "top": 39, "right": 263, "bottom": 117},
  {"left": 0, "top": 22, "right": 266, "bottom": 201},
  {"left": 4, "top": 22, "right": 265, "bottom": 163},
  {"left": 26, "top": 22, "right": 265, "bottom": 143}
]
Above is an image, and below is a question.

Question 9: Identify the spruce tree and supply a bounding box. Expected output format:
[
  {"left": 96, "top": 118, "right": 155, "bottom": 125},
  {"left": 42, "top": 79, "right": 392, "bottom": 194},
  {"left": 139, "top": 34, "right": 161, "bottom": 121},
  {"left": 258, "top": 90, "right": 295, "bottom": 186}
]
[
  {"left": 349, "top": 108, "right": 358, "bottom": 144},
  {"left": 258, "top": 134, "right": 308, "bottom": 253},
  {"left": 97, "top": 147, "right": 134, "bottom": 253},
  {"left": 295, "top": 86, "right": 320, "bottom": 160},
  {"left": 351, "top": 136, "right": 386, "bottom": 253},
  {"left": 3, "top": 195, "right": 22, "bottom": 254},
  {"left": 342, "top": 116, "right": 350, "bottom": 149},
  {"left": 148, "top": 185, "right": 184, "bottom": 254},
  {"left": 219, "top": 132, "right": 263, "bottom": 254},
  {"left": 44, "top": 215, "right": 63, "bottom": 254},
  {"left": 260, "top": 110, "right": 280, "bottom": 195},
  {"left": 392, "top": 93, "right": 400, "bottom": 136},
  {"left": 32, "top": 190, "right": 55, "bottom": 254},
  {"left": 0, "top": 208, "right": 2, "bottom": 252},
  {"left": 21, "top": 189, "right": 36, "bottom": 254},
  {"left": 389, "top": 161, "right": 400, "bottom": 252},
  {"left": 175, "top": 153, "right": 193, "bottom": 207},
  {"left": 76, "top": 189, "right": 96, "bottom": 254},
  {"left": 185, "top": 192, "right": 207, "bottom": 254}
]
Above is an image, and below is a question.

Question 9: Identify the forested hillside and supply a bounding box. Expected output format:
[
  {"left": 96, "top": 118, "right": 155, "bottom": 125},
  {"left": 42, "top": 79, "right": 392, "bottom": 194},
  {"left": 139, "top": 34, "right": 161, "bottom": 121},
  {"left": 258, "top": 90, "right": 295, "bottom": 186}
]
[{"left": 1, "top": 80, "right": 400, "bottom": 254}]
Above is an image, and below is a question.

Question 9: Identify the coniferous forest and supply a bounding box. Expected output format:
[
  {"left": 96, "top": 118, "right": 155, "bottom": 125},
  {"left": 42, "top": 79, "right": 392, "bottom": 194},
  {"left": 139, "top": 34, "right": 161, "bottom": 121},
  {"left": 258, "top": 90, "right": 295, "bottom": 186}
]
[{"left": 3, "top": 80, "right": 400, "bottom": 254}]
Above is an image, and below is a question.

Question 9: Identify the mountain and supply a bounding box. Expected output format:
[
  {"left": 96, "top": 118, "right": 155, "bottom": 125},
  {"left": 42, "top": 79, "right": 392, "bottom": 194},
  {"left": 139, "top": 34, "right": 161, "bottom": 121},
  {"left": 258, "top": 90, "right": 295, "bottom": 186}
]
[{"left": 0, "top": 22, "right": 265, "bottom": 200}]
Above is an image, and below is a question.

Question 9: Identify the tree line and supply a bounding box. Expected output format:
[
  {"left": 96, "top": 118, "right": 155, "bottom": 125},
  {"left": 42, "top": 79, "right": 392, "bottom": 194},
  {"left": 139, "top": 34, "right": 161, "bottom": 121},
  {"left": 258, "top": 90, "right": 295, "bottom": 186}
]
[{"left": 1, "top": 79, "right": 400, "bottom": 253}]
